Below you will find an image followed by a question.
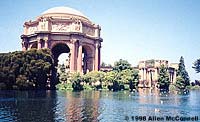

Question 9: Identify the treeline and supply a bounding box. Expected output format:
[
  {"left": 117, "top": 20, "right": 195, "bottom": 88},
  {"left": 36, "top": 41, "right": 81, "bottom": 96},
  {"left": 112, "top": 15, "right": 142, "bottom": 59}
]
[
  {"left": 57, "top": 57, "right": 200, "bottom": 94},
  {"left": 57, "top": 59, "right": 139, "bottom": 91},
  {"left": 0, "top": 49, "right": 54, "bottom": 90},
  {"left": 1, "top": 48, "right": 200, "bottom": 93}
]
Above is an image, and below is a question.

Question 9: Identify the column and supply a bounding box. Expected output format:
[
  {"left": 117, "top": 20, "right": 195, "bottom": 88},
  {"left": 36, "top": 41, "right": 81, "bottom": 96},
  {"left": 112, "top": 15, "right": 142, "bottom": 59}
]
[
  {"left": 155, "top": 68, "right": 158, "bottom": 81},
  {"left": 44, "top": 39, "right": 48, "bottom": 48},
  {"left": 22, "top": 42, "right": 26, "bottom": 51},
  {"left": 77, "top": 43, "right": 82, "bottom": 73},
  {"left": 146, "top": 70, "right": 149, "bottom": 87},
  {"left": 149, "top": 71, "right": 152, "bottom": 88},
  {"left": 37, "top": 39, "right": 41, "bottom": 49},
  {"left": 70, "top": 39, "right": 76, "bottom": 72},
  {"left": 98, "top": 47, "right": 101, "bottom": 70},
  {"left": 173, "top": 70, "right": 177, "bottom": 84},
  {"left": 139, "top": 69, "right": 143, "bottom": 85},
  {"left": 94, "top": 43, "right": 99, "bottom": 71},
  {"left": 169, "top": 73, "right": 172, "bottom": 83},
  {"left": 143, "top": 68, "right": 146, "bottom": 86}
]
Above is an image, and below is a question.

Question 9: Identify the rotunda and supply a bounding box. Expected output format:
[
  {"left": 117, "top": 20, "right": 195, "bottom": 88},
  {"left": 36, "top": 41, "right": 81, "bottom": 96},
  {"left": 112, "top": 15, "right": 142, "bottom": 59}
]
[{"left": 21, "top": 6, "right": 103, "bottom": 73}]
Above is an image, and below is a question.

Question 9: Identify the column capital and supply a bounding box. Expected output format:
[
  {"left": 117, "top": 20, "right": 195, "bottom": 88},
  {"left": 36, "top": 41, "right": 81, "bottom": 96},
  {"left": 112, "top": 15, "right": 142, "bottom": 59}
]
[
  {"left": 37, "top": 38, "right": 42, "bottom": 43},
  {"left": 43, "top": 38, "right": 48, "bottom": 42},
  {"left": 78, "top": 40, "right": 83, "bottom": 46},
  {"left": 70, "top": 39, "right": 77, "bottom": 44},
  {"left": 95, "top": 42, "right": 101, "bottom": 48}
]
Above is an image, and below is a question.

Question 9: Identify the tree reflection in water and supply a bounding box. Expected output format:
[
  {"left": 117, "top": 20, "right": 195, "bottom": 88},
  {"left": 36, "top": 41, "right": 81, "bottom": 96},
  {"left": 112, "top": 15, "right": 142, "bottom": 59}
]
[
  {"left": 64, "top": 91, "right": 100, "bottom": 122},
  {"left": 0, "top": 90, "right": 58, "bottom": 122}
]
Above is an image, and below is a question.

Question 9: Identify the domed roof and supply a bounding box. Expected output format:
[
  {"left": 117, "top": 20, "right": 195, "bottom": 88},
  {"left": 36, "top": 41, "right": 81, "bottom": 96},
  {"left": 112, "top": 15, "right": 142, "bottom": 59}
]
[{"left": 42, "top": 6, "right": 87, "bottom": 18}]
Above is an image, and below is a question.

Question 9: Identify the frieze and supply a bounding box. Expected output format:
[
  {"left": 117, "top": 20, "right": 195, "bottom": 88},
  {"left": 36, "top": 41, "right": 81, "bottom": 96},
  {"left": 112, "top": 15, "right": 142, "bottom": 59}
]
[
  {"left": 28, "top": 26, "right": 38, "bottom": 34},
  {"left": 83, "top": 26, "right": 95, "bottom": 36},
  {"left": 52, "top": 20, "right": 81, "bottom": 32},
  {"left": 52, "top": 23, "right": 71, "bottom": 32}
]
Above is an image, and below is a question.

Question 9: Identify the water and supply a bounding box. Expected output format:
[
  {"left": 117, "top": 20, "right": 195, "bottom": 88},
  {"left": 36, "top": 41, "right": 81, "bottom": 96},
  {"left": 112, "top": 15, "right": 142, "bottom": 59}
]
[{"left": 0, "top": 89, "right": 200, "bottom": 122}]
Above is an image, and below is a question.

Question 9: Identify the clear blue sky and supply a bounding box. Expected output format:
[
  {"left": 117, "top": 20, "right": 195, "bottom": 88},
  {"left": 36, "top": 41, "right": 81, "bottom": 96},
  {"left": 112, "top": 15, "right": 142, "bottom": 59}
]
[{"left": 0, "top": 0, "right": 200, "bottom": 81}]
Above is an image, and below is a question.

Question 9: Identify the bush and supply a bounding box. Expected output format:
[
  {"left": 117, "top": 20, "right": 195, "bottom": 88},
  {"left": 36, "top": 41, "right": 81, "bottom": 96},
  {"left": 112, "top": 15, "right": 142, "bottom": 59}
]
[{"left": 56, "top": 83, "right": 73, "bottom": 91}]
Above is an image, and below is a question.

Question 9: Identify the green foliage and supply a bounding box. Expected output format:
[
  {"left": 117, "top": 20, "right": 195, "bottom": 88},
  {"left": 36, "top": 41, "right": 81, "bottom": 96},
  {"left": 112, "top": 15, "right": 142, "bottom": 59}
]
[
  {"left": 59, "top": 64, "right": 66, "bottom": 73},
  {"left": 71, "top": 73, "right": 84, "bottom": 91},
  {"left": 0, "top": 49, "right": 53, "bottom": 90},
  {"left": 83, "top": 84, "right": 94, "bottom": 90},
  {"left": 177, "top": 56, "right": 190, "bottom": 86},
  {"left": 189, "top": 85, "right": 200, "bottom": 90},
  {"left": 56, "top": 83, "right": 73, "bottom": 91},
  {"left": 175, "top": 76, "right": 186, "bottom": 90},
  {"left": 113, "top": 59, "right": 132, "bottom": 72},
  {"left": 59, "top": 73, "right": 69, "bottom": 83},
  {"left": 55, "top": 59, "right": 139, "bottom": 92},
  {"left": 193, "top": 58, "right": 200, "bottom": 73},
  {"left": 169, "top": 84, "right": 176, "bottom": 91},
  {"left": 83, "top": 71, "right": 105, "bottom": 90},
  {"left": 157, "top": 65, "right": 170, "bottom": 91},
  {"left": 103, "top": 69, "right": 139, "bottom": 91}
]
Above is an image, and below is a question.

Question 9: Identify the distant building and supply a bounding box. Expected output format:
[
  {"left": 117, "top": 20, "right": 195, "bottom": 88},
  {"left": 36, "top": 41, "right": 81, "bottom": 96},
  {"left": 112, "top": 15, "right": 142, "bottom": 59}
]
[
  {"left": 137, "top": 59, "right": 178, "bottom": 88},
  {"left": 100, "top": 66, "right": 113, "bottom": 72}
]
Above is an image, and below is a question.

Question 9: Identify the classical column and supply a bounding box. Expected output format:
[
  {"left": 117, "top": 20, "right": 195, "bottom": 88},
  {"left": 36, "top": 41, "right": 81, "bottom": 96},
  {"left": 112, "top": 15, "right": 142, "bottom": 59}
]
[
  {"left": 77, "top": 43, "right": 82, "bottom": 73},
  {"left": 98, "top": 47, "right": 101, "bottom": 70},
  {"left": 149, "top": 71, "right": 152, "bottom": 88},
  {"left": 173, "top": 70, "right": 177, "bottom": 84},
  {"left": 44, "top": 39, "right": 48, "bottom": 48},
  {"left": 22, "top": 42, "right": 26, "bottom": 51},
  {"left": 139, "top": 69, "right": 143, "bottom": 85},
  {"left": 37, "top": 39, "right": 41, "bottom": 49},
  {"left": 94, "top": 43, "right": 100, "bottom": 71},
  {"left": 143, "top": 68, "right": 146, "bottom": 86},
  {"left": 146, "top": 70, "right": 149, "bottom": 87},
  {"left": 154, "top": 68, "right": 158, "bottom": 81},
  {"left": 70, "top": 39, "right": 76, "bottom": 72}
]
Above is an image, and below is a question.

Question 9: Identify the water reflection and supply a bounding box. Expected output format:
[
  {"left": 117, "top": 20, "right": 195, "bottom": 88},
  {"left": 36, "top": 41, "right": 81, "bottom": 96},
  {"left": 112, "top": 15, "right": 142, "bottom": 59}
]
[
  {"left": 0, "top": 90, "right": 200, "bottom": 122},
  {"left": 0, "top": 90, "right": 58, "bottom": 122},
  {"left": 56, "top": 91, "right": 101, "bottom": 122}
]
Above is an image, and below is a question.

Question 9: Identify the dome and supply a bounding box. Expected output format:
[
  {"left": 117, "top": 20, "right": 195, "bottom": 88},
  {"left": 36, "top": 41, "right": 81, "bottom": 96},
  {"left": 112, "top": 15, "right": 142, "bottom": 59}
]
[{"left": 42, "top": 6, "right": 87, "bottom": 18}]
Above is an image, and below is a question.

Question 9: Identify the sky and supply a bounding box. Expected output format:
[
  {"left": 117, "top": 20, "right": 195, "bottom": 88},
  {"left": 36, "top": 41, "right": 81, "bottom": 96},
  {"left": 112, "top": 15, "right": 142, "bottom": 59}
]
[{"left": 0, "top": 0, "right": 200, "bottom": 81}]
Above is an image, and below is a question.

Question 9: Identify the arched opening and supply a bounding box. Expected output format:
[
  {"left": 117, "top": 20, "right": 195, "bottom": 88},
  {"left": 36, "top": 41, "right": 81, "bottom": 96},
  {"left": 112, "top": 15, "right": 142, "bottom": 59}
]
[
  {"left": 82, "top": 45, "right": 94, "bottom": 74},
  {"left": 31, "top": 42, "right": 37, "bottom": 49},
  {"left": 51, "top": 43, "right": 70, "bottom": 70}
]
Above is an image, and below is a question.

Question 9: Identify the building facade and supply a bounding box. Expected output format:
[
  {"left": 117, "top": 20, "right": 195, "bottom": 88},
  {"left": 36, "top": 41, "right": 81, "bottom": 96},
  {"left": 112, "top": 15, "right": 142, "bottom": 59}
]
[
  {"left": 138, "top": 59, "right": 178, "bottom": 88},
  {"left": 21, "top": 7, "right": 103, "bottom": 74}
]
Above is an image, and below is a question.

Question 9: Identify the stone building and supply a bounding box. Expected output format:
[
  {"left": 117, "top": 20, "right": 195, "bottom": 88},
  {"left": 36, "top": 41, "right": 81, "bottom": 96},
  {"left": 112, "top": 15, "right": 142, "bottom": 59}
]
[
  {"left": 21, "top": 7, "right": 103, "bottom": 74},
  {"left": 137, "top": 59, "right": 178, "bottom": 88}
]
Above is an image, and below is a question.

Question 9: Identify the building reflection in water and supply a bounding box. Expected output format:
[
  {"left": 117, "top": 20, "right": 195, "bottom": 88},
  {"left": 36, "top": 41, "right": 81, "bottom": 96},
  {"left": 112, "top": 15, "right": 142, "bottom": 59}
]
[{"left": 65, "top": 91, "right": 100, "bottom": 122}]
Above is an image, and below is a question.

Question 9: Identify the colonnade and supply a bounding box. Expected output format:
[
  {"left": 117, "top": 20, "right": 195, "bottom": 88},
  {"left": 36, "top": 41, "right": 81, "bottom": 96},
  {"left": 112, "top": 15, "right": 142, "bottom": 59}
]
[
  {"left": 139, "top": 67, "right": 177, "bottom": 88},
  {"left": 22, "top": 38, "right": 101, "bottom": 73}
]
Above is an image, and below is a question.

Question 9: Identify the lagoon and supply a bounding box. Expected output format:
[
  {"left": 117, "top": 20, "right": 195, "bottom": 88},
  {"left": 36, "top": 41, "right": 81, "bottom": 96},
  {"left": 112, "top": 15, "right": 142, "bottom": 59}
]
[{"left": 0, "top": 90, "right": 200, "bottom": 122}]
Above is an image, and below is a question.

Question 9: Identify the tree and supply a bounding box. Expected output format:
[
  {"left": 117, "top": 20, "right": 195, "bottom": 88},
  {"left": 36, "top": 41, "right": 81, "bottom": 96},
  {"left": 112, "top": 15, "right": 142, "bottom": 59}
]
[
  {"left": 59, "top": 64, "right": 66, "bottom": 73},
  {"left": 193, "top": 58, "right": 200, "bottom": 73},
  {"left": 71, "top": 73, "right": 84, "bottom": 91},
  {"left": 118, "top": 69, "right": 139, "bottom": 91},
  {"left": 113, "top": 59, "right": 132, "bottom": 72},
  {"left": 102, "top": 69, "right": 139, "bottom": 91},
  {"left": 103, "top": 71, "right": 119, "bottom": 91},
  {"left": 177, "top": 56, "right": 190, "bottom": 86},
  {"left": 0, "top": 49, "right": 54, "bottom": 90},
  {"left": 175, "top": 76, "right": 186, "bottom": 91},
  {"left": 83, "top": 71, "right": 105, "bottom": 90},
  {"left": 157, "top": 65, "right": 170, "bottom": 91}
]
